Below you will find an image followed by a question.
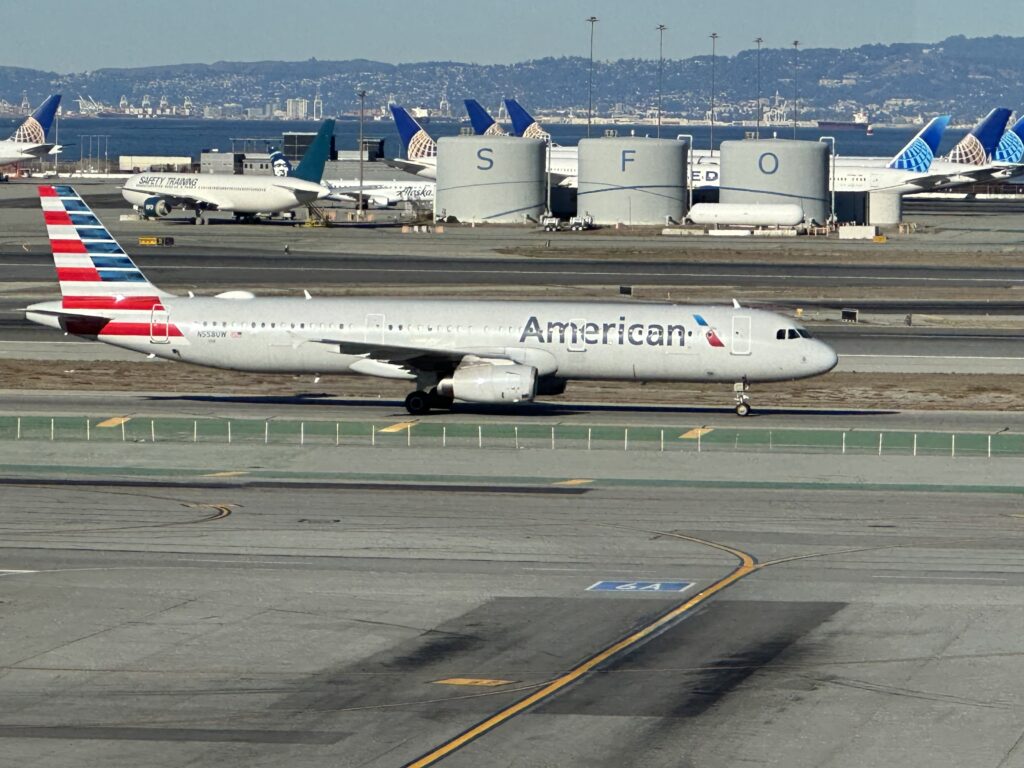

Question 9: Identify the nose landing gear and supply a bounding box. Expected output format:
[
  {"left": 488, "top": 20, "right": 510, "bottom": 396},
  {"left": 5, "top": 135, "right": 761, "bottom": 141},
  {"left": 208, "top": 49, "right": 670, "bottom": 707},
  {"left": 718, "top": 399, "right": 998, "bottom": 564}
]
[{"left": 734, "top": 380, "right": 752, "bottom": 417}]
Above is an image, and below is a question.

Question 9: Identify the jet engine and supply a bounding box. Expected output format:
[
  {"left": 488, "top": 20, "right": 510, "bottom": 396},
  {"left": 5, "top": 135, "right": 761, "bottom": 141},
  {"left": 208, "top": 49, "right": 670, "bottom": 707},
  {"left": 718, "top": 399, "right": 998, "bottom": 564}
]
[
  {"left": 142, "top": 196, "right": 173, "bottom": 218},
  {"left": 437, "top": 363, "right": 537, "bottom": 404}
]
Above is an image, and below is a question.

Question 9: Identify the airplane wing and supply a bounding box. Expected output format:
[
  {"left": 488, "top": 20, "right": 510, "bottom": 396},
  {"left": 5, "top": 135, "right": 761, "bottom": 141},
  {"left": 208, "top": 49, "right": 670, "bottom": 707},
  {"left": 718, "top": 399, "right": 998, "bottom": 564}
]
[
  {"left": 313, "top": 337, "right": 503, "bottom": 372},
  {"left": 21, "top": 143, "right": 55, "bottom": 159},
  {"left": 382, "top": 157, "right": 434, "bottom": 178},
  {"left": 951, "top": 166, "right": 1018, "bottom": 183}
]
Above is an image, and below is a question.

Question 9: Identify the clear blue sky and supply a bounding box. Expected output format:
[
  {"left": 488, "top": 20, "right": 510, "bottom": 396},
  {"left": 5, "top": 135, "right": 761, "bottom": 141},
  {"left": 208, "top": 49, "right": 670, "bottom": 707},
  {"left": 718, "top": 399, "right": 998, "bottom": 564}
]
[{"left": 10, "top": 0, "right": 1024, "bottom": 71}]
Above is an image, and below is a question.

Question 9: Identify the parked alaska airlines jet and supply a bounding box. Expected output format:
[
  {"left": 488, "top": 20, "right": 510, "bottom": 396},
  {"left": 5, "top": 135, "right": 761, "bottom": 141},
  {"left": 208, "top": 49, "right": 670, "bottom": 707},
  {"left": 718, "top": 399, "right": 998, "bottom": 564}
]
[
  {"left": 0, "top": 94, "right": 61, "bottom": 167},
  {"left": 26, "top": 186, "right": 838, "bottom": 416},
  {"left": 267, "top": 147, "right": 434, "bottom": 208},
  {"left": 121, "top": 120, "right": 336, "bottom": 222}
]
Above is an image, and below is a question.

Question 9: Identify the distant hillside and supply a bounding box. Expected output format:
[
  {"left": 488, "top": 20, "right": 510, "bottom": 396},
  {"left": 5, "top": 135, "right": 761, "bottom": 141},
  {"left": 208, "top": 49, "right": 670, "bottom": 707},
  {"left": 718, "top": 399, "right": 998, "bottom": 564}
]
[{"left": 3, "top": 35, "right": 1023, "bottom": 122}]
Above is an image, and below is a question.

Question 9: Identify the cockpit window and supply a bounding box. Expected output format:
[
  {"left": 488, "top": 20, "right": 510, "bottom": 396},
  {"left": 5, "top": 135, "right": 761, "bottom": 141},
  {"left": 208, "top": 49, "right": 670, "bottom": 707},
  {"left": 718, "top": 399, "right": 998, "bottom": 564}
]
[
  {"left": 776, "top": 329, "right": 785, "bottom": 340},
  {"left": 797, "top": 328, "right": 812, "bottom": 339},
  {"left": 787, "top": 328, "right": 799, "bottom": 339}
]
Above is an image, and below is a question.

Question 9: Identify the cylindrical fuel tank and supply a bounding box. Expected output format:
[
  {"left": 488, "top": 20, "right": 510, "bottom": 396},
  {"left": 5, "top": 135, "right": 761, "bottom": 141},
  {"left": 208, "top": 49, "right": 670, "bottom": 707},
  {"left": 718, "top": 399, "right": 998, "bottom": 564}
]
[
  {"left": 720, "top": 139, "right": 830, "bottom": 224},
  {"left": 435, "top": 136, "right": 546, "bottom": 224},
  {"left": 577, "top": 137, "right": 688, "bottom": 225}
]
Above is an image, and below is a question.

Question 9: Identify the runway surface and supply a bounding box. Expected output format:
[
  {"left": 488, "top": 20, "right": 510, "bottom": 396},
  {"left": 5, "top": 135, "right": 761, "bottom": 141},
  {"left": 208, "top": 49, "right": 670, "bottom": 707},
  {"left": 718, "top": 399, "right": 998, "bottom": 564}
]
[
  {"left": 8, "top": 247, "right": 1024, "bottom": 294},
  {"left": 3, "top": 448, "right": 1024, "bottom": 768},
  {"left": 1, "top": 388, "right": 1021, "bottom": 433}
]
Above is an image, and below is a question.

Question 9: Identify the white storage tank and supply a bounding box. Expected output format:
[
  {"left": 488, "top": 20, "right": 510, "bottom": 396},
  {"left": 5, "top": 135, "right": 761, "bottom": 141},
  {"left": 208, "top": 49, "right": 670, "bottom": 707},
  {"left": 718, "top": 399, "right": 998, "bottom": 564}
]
[
  {"left": 577, "top": 137, "right": 688, "bottom": 225},
  {"left": 720, "top": 139, "right": 830, "bottom": 225},
  {"left": 435, "top": 136, "right": 546, "bottom": 224}
]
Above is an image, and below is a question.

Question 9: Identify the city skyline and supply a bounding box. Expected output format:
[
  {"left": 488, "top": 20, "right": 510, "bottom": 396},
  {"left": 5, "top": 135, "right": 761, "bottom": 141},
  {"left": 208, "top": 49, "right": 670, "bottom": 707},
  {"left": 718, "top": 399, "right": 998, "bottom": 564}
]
[{"left": 5, "top": 0, "right": 1024, "bottom": 72}]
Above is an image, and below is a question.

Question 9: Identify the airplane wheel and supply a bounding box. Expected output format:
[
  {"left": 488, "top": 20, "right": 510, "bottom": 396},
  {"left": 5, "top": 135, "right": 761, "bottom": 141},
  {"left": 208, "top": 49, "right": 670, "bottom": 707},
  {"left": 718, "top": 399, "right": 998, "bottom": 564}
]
[
  {"left": 735, "top": 402, "right": 751, "bottom": 417},
  {"left": 405, "top": 390, "right": 431, "bottom": 415}
]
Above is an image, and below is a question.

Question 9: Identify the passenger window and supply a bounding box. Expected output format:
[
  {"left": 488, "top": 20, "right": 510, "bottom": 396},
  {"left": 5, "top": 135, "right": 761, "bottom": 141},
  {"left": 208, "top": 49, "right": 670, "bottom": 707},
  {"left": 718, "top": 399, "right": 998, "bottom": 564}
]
[
  {"left": 776, "top": 329, "right": 785, "bottom": 340},
  {"left": 261, "top": 323, "right": 266, "bottom": 328}
]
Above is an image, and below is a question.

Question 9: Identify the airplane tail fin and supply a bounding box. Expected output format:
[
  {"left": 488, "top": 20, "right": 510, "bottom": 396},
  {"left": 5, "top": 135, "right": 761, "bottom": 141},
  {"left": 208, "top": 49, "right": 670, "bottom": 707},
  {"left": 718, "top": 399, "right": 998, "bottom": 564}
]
[
  {"left": 464, "top": 99, "right": 506, "bottom": 136},
  {"left": 994, "top": 115, "right": 1024, "bottom": 163},
  {"left": 389, "top": 105, "right": 437, "bottom": 159},
  {"left": 10, "top": 94, "right": 61, "bottom": 143},
  {"left": 504, "top": 99, "right": 550, "bottom": 141},
  {"left": 268, "top": 148, "right": 293, "bottom": 177},
  {"left": 290, "top": 118, "right": 335, "bottom": 183},
  {"left": 886, "top": 115, "right": 950, "bottom": 171},
  {"left": 947, "top": 107, "right": 1012, "bottom": 165},
  {"left": 38, "top": 185, "right": 171, "bottom": 307}
]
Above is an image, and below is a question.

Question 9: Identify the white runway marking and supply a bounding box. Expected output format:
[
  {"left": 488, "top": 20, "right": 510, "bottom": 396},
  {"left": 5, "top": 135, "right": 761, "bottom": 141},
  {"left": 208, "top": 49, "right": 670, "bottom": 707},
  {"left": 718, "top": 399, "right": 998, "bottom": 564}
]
[
  {"left": 872, "top": 574, "right": 1008, "bottom": 582},
  {"left": 5, "top": 262, "right": 1024, "bottom": 284}
]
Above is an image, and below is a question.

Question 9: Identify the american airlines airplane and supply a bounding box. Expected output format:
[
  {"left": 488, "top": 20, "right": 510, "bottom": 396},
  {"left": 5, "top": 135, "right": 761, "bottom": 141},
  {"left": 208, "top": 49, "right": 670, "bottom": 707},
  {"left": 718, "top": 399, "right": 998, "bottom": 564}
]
[
  {"left": 0, "top": 94, "right": 61, "bottom": 167},
  {"left": 25, "top": 185, "right": 838, "bottom": 416},
  {"left": 121, "top": 119, "right": 336, "bottom": 222}
]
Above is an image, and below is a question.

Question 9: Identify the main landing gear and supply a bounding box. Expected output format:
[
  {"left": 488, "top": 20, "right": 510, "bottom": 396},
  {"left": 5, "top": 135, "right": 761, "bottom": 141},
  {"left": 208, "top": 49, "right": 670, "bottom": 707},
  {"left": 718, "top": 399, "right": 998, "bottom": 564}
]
[
  {"left": 734, "top": 380, "right": 752, "bottom": 417},
  {"left": 404, "top": 389, "right": 454, "bottom": 415}
]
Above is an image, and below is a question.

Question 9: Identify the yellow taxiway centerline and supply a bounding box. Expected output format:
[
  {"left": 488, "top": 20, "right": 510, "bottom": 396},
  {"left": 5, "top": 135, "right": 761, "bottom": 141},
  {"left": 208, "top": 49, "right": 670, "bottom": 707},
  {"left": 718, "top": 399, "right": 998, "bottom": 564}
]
[{"left": 402, "top": 533, "right": 757, "bottom": 768}]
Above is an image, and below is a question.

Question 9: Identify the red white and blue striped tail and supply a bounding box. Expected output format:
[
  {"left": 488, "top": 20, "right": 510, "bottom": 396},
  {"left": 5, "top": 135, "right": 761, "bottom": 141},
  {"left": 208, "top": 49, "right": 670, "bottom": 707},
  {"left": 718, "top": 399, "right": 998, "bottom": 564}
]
[{"left": 38, "top": 184, "right": 171, "bottom": 310}]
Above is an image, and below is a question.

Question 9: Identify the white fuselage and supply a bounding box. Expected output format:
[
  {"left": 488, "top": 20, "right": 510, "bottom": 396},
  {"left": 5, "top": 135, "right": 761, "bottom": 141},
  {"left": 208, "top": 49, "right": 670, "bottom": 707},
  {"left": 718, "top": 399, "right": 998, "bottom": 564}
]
[
  {"left": 323, "top": 178, "right": 435, "bottom": 207},
  {"left": 0, "top": 139, "right": 52, "bottom": 167},
  {"left": 27, "top": 297, "right": 837, "bottom": 386},
  {"left": 121, "top": 172, "right": 328, "bottom": 214}
]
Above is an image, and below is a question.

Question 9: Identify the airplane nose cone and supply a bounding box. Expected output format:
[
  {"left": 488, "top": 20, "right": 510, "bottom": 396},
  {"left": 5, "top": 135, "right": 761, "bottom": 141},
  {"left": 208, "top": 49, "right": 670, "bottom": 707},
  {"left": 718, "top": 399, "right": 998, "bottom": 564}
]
[{"left": 818, "top": 341, "right": 839, "bottom": 374}]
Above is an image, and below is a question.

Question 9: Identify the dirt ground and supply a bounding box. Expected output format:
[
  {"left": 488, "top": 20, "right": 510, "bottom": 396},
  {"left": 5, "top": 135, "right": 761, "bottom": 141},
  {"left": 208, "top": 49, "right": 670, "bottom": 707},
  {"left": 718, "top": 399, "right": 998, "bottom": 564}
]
[{"left": 2, "top": 359, "right": 1022, "bottom": 412}]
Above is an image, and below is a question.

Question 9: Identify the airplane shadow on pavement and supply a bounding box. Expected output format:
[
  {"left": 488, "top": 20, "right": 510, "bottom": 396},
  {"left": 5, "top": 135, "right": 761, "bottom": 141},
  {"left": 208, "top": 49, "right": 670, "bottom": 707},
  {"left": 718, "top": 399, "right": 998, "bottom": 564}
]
[{"left": 145, "top": 393, "right": 896, "bottom": 419}]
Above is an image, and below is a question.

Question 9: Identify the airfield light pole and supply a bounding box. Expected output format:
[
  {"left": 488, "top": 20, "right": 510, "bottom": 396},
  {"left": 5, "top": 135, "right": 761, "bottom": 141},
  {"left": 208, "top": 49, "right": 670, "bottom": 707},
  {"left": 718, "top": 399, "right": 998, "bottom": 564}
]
[
  {"left": 357, "top": 89, "right": 366, "bottom": 221},
  {"left": 709, "top": 32, "right": 718, "bottom": 152},
  {"left": 792, "top": 40, "right": 800, "bottom": 139},
  {"left": 656, "top": 24, "right": 667, "bottom": 138},
  {"left": 755, "top": 37, "right": 764, "bottom": 138},
  {"left": 587, "top": 16, "right": 598, "bottom": 138}
]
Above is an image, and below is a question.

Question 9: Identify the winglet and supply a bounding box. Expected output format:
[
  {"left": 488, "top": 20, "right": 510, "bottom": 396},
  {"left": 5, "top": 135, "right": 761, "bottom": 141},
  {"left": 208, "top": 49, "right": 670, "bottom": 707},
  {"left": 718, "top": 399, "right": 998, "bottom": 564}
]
[
  {"left": 290, "top": 119, "right": 335, "bottom": 183},
  {"left": 887, "top": 115, "right": 950, "bottom": 171}
]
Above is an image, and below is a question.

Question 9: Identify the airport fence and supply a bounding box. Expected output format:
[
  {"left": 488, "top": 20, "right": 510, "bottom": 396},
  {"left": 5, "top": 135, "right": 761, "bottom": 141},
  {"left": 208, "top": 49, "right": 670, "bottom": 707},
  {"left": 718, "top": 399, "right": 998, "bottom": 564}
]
[{"left": 2, "top": 415, "right": 1024, "bottom": 459}]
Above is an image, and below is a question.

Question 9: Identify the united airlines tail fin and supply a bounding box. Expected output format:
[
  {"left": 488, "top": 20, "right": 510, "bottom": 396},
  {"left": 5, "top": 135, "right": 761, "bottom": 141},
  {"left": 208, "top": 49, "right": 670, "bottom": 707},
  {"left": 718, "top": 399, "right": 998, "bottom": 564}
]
[
  {"left": 994, "top": 115, "right": 1024, "bottom": 163},
  {"left": 464, "top": 99, "right": 507, "bottom": 136},
  {"left": 38, "top": 184, "right": 170, "bottom": 306},
  {"left": 886, "top": 115, "right": 950, "bottom": 171},
  {"left": 947, "top": 107, "right": 1012, "bottom": 165},
  {"left": 9, "top": 94, "right": 61, "bottom": 144},
  {"left": 289, "top": 118, "right": 335, "bottom": 183},
  {"left": 389, "top": 105, "right": 437, "bottom": 159},
  {"left": 504, "top": 99, "right": 550, "bottom": 140}
]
